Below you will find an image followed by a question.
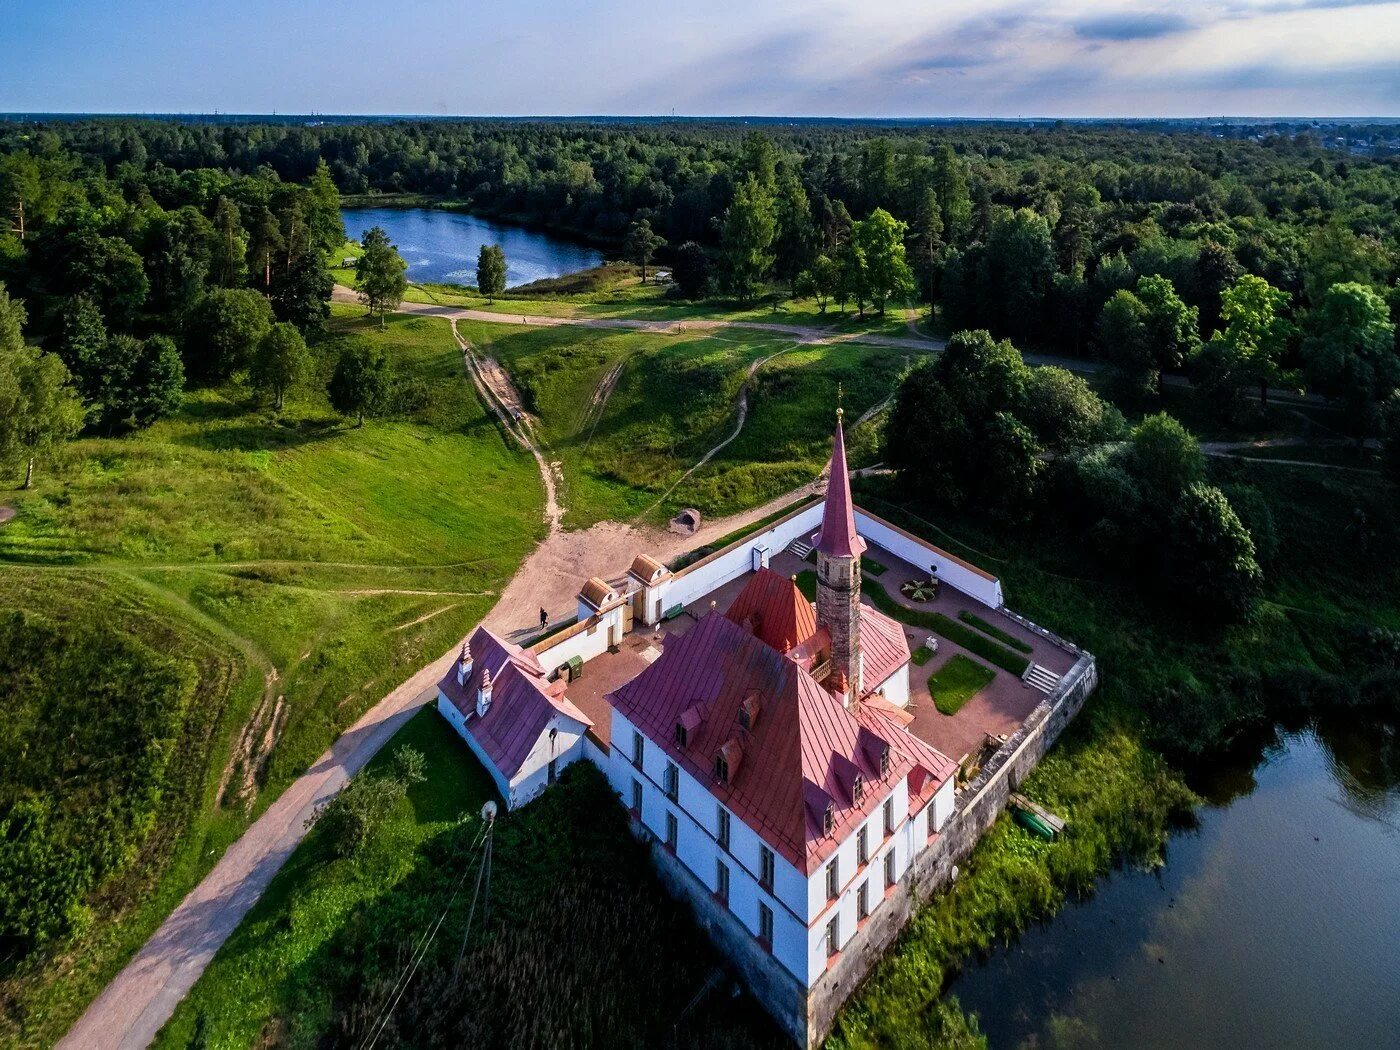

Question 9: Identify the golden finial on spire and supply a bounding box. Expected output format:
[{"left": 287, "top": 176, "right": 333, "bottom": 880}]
[{"left": 836, "top": 382, "right": 844, "bottom": 421}]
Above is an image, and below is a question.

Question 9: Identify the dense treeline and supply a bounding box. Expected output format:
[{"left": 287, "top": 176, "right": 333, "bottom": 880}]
[
  {"left": 0, "top": 136, "right": 342, "bottom": 461},
  {"left": 6, "top": 117, "right": 1397, "bottom": 436}
]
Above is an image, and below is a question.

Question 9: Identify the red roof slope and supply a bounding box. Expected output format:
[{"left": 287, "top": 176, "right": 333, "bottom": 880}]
[
  {"left": 814, "top": 416, "right": 866, "bottom": 560},
  {"left": 725, "top": 567, "right": 819, "bottom": 654},
  {"left": 859, "top": 605, "right": 911, "bottom": 696},
  {"left": 439, "top": 627, "right": 592, "bottom": 779},
  {"left": 608, "top": 612, "right": 952, "bottom": 873}
]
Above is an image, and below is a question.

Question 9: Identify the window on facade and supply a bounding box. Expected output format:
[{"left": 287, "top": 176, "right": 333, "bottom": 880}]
[
  {"left": 717, "top": 806, "right": 731, "bottom": 851},
  {"left": 884, "top": 849, "right": 897, "bottom": 889},
  {"left": 759, "top": 902, "right": 774, "bottom": 945},
  {"left": 857, "top": 826, "right": 869, "bottom": 866},
  {"left": 825, "top": 858, "right": 839, "bottom": 901},
  {"left": 760, "top": 846, "right": 775, "bottom": 889},
  {"left": 547, "top": 758, "right": 557, "bottom": 784},
  {"left": 631, "top": 779, "right": 643, "bottom": 813},
  {"left": 665, "top": 812, "right": 678, "bottom": 849},
  {"left": 674, "top": 722, "right": 687, "bottom": 747},
  {"left": 826, "top": 916, "right": 840, "bottom": 958},
  {"left": 549, "top": 726, "right": 557, "bottom": 741},
  {"left": 883, "top": 798, "right": 894, "bottom": 839},
  {"left": 929, "top": 802, "right": 938, "bottom": 839},
  {"left": 632, "top": 731, "right": 644, "bottom": 767},
  {"left": 857, "top": 880, "right": 869, "bottom": 921},
  {"left": 664, "top": 761, "right": 679, "bottom": 801},
  {"left": 716, "top": 860, "right": 730, "bottom": 904}
]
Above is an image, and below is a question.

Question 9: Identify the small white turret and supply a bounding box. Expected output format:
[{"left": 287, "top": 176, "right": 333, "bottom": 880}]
[
  {"left": 456, "top": 642, "right": 473, "bottom": 685},
  {"left": 476, "top": 667, "right": 493, "bottom": 717}
]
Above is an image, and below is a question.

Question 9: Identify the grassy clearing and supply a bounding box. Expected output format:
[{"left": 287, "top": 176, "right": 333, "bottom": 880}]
[
  {"left": 957, "top": 610, "right": 1033, "bottom": 654},
  {"left": 928, "top": 655, "right": 996, "bottom": 716},
  {"left": 0, "top": 309, "right": 542, "bottom": 1045}
]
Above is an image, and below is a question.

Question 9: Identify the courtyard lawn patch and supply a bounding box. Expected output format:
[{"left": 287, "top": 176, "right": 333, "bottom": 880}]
[
  {"left": 927, "top": 654, "right": 996, "bottom": 715},
  {"left": 958, "top": 610, "right": 1034, "bottom": 654},
  {"left": 862, "top": 556, "right": 889, "bottom": 577},
  {"left": 911, "top": 645, "right": 936, "bottom": 666},
  {"left": 796, "top": 568, "right": 817, "bottom": 601}
]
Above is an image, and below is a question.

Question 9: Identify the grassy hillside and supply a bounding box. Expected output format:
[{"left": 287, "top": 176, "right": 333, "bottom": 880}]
[{"left": 0, "top": 309, "right": 544, "bottom": 1048}]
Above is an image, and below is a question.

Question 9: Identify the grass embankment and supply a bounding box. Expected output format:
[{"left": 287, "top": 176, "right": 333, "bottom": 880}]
[
  {"left": 157, "top": 728, "right": 787, "bottom": 1049},
  {"left": 0, "top": 308, "right": 543, "bottom": 1047},
  {"left": 928, "top": 655, "right": 996, "bottom": 716},
  {"left": 457, "top": 320, "right": 906, "bottom": 528}
]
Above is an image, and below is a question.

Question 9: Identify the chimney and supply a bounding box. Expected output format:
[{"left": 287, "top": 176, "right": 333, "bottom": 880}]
[
  {"left": 476, "top": 667, "right": 493, "bottom": 717},
  {"left": 456, "top": 642, "right": 473, "bottom": 685}
]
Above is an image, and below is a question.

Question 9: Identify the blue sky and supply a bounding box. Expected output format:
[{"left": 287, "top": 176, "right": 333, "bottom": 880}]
[{"left": 4, "top": 0, "right": 1398, "bottom": 116}]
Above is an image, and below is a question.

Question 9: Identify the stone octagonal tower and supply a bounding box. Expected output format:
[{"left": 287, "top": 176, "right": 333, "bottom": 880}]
[{"left": 814, "top": 409, "right": 866, "bottom": 702}]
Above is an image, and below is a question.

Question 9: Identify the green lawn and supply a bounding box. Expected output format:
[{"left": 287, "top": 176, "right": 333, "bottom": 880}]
[
  {"left": 958, "top": 610, "right": 1034, "bottom": 654},
  {"left": 927, "top": 654, "right": 996, "bottom": 715},
  {"left": 0, "top": 308, "right": 543, "bottom": 1047}
]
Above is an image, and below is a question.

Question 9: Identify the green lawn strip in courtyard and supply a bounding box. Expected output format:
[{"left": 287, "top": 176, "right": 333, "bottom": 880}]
[
  {"left": 927, "top": 654, "right": 996, "bottom": 716},
  {"left": 0, "top": 309, "right": 543, "bottom": 1044},
  {"left": 957, "top": 610, "right": 1034, "bottom": 654},
  {"left": 911, "top": 645, "right": 936, "bottom": 666},
  {"left": 859, "top": 580, "right": 1032, "bottom": 676},
  {"left": 156, "top": 718, "right": 788, "bottom": 1049}
]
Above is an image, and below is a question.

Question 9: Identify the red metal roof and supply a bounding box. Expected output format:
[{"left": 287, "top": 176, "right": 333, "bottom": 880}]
[
  {"left": 813, "top": 416, "right": 867, "bottom": 560},
  {"left": 607, "top": 612, "right": 953, "bottom": 874},
  {"left": 724, "top": 567, "right": 819, "bottom": 655},
  {"left": 439, "top": 627, "right": 592, "bottom": 779},
  {"left": 859, "top": 604, "right": 911, "bottom": 697}
]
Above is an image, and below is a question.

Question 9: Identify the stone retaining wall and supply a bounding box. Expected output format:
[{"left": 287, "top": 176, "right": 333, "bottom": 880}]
[{"left": 804, "top": 649, "right": 1099, "bottom": 1046}]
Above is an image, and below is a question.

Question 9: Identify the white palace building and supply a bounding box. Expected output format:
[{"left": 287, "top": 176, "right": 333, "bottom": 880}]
[{"left": 436, "top": 414, "right": 1097, "bottom": 1046}]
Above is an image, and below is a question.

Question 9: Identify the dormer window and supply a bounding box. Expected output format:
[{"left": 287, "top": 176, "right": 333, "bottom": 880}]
[
  {"left": 879, "top": 745, "right": 890, "bottom": 777},
  {"left": 713, "top": 752, "right": 729, "bottom": 783},
  {"left": 852, "top": 774, "right": 865, "bottom": 804},
  {"left": 738, "top": 692, "right": 761, "bottom": 731},
  {"left": 823, "top": 802, "right": 835, "bottom": 836},
  {"left": 675, "top": 722, "right": 688, "bottom": 747},
  {"left": 715, "top": 738, "right": 743, "bottom": 785}
]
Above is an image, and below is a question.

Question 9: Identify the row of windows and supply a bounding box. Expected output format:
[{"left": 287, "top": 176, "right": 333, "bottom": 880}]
[
  {"left": 630, "top": 767, "right": 776, "bottom": 890},
  {"left": 829, "top": 798, "right": 900, "bottom": 901},
  {"left": 828, "top": 853, "right": 899, "bottom": 958}
]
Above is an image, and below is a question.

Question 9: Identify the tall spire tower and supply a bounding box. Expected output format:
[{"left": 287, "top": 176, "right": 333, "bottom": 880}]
[{"left": 814, "top": 408, "right": 866, "bottom": 702}]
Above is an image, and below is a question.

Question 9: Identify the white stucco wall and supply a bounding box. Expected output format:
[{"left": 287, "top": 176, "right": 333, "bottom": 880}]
[
  {"left": 533, "top": 603, "right": 627, "bottom": 678},
  {"left": 872, "top": 663, "right": 911, "bottom": 708},
  {"left": 852, "top": 508, "right": 1004, "bottom": 609},
  {"left": 604, "top": 707, "right": 813, "bottom": 984},
  {"left": 437, "top": 691, "right": 587, "bottom": 810},
  {"left": 658, "top": 504, "right": 824, "bottom": 613}
]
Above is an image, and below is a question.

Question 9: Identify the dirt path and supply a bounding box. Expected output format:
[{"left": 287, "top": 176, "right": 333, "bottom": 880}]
[
  {"left": 582, "top": 360, "right": 625, "bottom": 449},
  {"left": 333, "top": 285, "right": 943, "bottom": 352},
  {"left": 635, "top": 341, "right": 799, "bottom": 522}
]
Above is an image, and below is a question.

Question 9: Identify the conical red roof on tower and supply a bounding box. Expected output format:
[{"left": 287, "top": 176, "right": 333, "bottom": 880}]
[{"left": 814, "top": 411, "right": 867, "bottom": 559}]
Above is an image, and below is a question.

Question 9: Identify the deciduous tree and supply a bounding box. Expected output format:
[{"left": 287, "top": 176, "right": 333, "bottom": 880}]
[
  {"left": 719, "top": 177, "right": 776, "bottom": 305},
  {"left": 329, "top": 342, "right": 390, "bottom": 426},
  {"left": 476, "top": 244, "right": 506, "bottom": 302},
  {"left": 1303, "top": 281, "right": 1398, "bottom": 442},
  {"left": 852, "top": 208, "right": 914, "bottom": 316},
  {"left": 250, "top": 322, "right": 310, "bottom": 409},
  {"left": 356, "top": 226, "right": 409, "bottom": 325},
  {"left": 623, "top": 219, "right": 666, "bottom": 283}
]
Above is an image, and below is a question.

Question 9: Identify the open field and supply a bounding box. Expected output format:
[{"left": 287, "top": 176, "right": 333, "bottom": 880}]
[{"left": 0, "top": 309, "right": 544, "bottom": 1047}]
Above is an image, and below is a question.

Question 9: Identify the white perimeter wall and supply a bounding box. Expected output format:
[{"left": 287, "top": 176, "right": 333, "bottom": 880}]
[
  {"left": 534, "top": 603, "right": 627, "bottom": 679},
  {"left": 659, "top": 504, "right": 825, "bottom": 612},
  {"left": 852, "top": 509, "right": 1004, "bottom": 609}
]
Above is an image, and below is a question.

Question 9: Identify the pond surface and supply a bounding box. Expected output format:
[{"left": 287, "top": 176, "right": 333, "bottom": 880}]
[
  {"left": 341, "top": 207, "right": 603, "bottom": 289},
  {"left": 948, "top": 719, "right": 1400, "bottom": 1048}
]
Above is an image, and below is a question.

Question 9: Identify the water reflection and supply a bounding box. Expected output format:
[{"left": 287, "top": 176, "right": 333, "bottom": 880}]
[{"left": 947, "top": 719, "right": 1400, "bottom": 1049}]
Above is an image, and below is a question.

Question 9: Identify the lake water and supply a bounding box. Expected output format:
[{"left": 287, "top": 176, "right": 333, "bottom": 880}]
[
  {"left": 947, "top": 719, "right": 1400, "bottom": 1048},
  {"left": 340, "top": 207, "right": 603, "bottom": 289}
]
